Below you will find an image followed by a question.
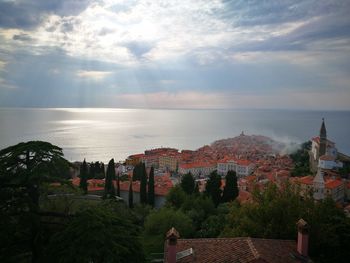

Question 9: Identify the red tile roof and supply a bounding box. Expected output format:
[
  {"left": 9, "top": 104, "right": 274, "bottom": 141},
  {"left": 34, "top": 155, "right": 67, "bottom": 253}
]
[
  {"left": 179, "top": 162, "right": 216, "bottom": 169},
  {"left": 319, "top": 155, "right": 335, "bottom": 161},
  {"left": 167, "top": 237, "right": 301, "bottom": 263},
  {"left": 237, "top": 190, "right": 252, "bottom": 204},
  {"left": 236, "top": 159, "right": 252, "bottom": 166},
  {"left": 325, "top": 179, "right": 343, "bottom": 189},
  {"left": 298, "top": 176, "right": 313, "bottom": 185}
]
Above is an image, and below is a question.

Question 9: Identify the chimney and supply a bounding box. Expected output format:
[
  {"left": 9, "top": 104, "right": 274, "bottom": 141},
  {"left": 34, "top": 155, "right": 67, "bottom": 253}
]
[
  {"left": 297, "top": 219, "right": 309, "bottom": 257},
  {"left": 166, "top": 227, "right": 179, "bottom": 263}
]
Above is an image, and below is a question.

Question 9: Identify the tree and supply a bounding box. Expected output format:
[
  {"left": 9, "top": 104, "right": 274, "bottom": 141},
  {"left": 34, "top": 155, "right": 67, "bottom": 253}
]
[
  {"left": 88, "top": 162, "right": 95, "bottom": 179},
  {"left": 140, "top": 163, "right": 148, "bottom": 204},
  {"left": 290, "top": 141, "right": 311, "bottom": 177},
  {"left": 181, "top": 195, "right": 216, "bottom": 232},
  {"left": 194, "top": 181, "right": 199, "bottom": 195},
  {"left": 132, "top": 163, "right": 142, "bottom": 181},
  {"left": 79, "top": 159, "right": 88, "bottom": 194},
  {"left": 104, "top": 159, "right": 116, "bottom": 199},
  {"left": 148, "top": 166, "right": 155, "bottom": 207},
  {"left": 0, "top": 141, "right": 70, "bottom": 262},
  {"left": 128, "top": 179, "right": 134, "bottom": 209},
  {"left": 116, "top": 172, "right": 121, "bottom": 197},
  {"left": 222, "top": 170, "right": 238, "bottom": 202},
  {"left": 181, "top": 173, "right": 195, "bottom": 195},
  {"left": 143, "top": 208, "right": 194, "bottom": 254},
  {"left": 205, "top": 171, "right": 222, "bottom": 206},
  {"left": 165, "top": 185, "right": 186, "bottom": 209},
  {"left": 47, "top": 206, "right": 145, "bottom": 263}
]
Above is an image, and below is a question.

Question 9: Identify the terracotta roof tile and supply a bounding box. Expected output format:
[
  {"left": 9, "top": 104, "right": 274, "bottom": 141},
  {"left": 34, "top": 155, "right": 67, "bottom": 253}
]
[{"left": 168, "top": 237, "right": 301, "bottom": 263}]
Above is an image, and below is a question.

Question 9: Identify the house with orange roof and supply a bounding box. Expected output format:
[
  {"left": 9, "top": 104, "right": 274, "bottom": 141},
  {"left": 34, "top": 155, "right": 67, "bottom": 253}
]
[
  {"left": 178, "top": 161, "right": 216, "bottom": 177},
  {"left": 179, "top": 161, "right": 216, "bottom": 177},
  {"left": 217, "top": 157, "right": 255, "bottom": 178},
  {"left": 159, "top": 153, "right": 180, "bottom": 172},
  {"left": 125, "top": 153, "right": 145, "bottom": 166},
  {"left": 293, "top": 172, "right": 345, "bottom": 202},
  {"left": 164, "top": 219, "right": 311, "bottom": 263}
]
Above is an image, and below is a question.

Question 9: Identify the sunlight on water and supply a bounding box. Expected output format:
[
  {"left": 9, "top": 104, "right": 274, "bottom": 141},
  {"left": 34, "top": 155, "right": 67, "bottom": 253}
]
[{"left": 0, "top": 108, "right": 349, "bottom": 162}]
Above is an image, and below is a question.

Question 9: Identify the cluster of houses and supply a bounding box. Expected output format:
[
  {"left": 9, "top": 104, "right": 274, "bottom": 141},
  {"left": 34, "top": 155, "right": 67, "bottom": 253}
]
[{"left": 71, "top": 119, "right": 350, "bottom": 208}]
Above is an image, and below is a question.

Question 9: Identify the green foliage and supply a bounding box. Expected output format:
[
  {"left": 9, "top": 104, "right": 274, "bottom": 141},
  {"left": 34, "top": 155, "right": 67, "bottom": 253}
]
[
  {"left": 148, "top": 166, "right": 155, "bottom": 207},
  {"left": 132, "top": 163, "right": 142, "bottom": 181},
  {"left": 0, "top": 141, "right": 70, "bottom": 262},
  {"left": 104, "top": 158, "right": 116, "bottom": 198},
  {"left": 79, "top": 159, "right": 88, "bottom": 194},
  {"left": 181, "top": 194, "right": 216, "bottom": 233},
  {"left": 222, "top": 170, "right": 238, "bottom": 203},
  {"left": 47, "top": 205, "right": 145, "bottom": 263},
  {"left": 339, "top": 162, "right": 350, "bottom": 177},
  {"left": 290, "top": 141, "right": 311, "bottom": 177},
  {"left": 221, "top": 183, "right": 350, "bottom": 263},
  {"left": 143, "top": 208, "right": 194, "bottom": 254},
  {"left": 205, "top": 170, "right": 222, "bottom": 206},
  {"left": 128, "top": 180, "right": 134, "bottom": 209},
  {"left": 165, "top": 185, "right": 186, "bottom": 209},
  {"left": 116, "top": 172, "right": 121, "bottom": 197},
  {"left": 140, "top": 163, "right": 148, "bottom": 204},
  {"left": 180, "top": 172, "right": 195, "bottom": 195}
]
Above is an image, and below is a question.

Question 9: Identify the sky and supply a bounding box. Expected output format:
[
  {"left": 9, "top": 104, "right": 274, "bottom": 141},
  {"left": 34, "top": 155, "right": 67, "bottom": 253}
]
[{"left": 0, "top": 0, "right": 349, "bottom": 110}]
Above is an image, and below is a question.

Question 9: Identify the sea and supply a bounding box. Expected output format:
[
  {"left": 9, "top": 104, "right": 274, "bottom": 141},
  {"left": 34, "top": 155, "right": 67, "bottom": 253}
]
[{"left": 0, "top": 108, "right": 349, "bottom": 163}]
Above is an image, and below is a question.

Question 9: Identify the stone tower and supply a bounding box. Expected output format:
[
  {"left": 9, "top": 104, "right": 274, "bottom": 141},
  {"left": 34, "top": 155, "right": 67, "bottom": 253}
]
[{"left": 319, "top": 118, "right": 327, "bottom": 157}]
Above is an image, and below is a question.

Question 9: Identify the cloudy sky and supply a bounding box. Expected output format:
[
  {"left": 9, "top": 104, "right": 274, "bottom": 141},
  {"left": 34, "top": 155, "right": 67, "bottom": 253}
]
[{"left": 0, "top": 0, "right": 349, "bottom": 109}]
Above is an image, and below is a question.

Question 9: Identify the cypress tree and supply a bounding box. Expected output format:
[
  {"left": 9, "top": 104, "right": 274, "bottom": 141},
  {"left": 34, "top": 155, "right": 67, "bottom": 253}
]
[
  {"left": 104, "top": 158, "right": 116, "bottom": 199},
  {"left": 101, "top": 162, "right": 105, "bottom": 179},
  {"left": 140, "top": 163, "right": 148, "bottom": 204},
  {"left": 88, "top": 162, "right": 95, "bottom": 179},
  {"left": 222, "top": 170, "right": 239, "bottom": 203},
  {"left": 128, "top": 178, "right": 134, "bottom": 209},
  {"left": 79, "top": 159, "right": 88, "bottom": 194},
  {"left": 148, "top": 166, "right": 155, "bottom": 207},
  {"left": 205, "top": 171, "right": 222, "bottom": 207},
  {"left": 181, "top": 172, "right": 195, "bottom": 195},
  {"left": 116, "top": 172, "right": 121, "bottom": 197}
]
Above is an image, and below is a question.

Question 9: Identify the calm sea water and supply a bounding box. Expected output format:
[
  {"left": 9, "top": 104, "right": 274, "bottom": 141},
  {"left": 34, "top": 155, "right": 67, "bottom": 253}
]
[{"left": 0, "top": 108, "right": 349, "bottom": 162}]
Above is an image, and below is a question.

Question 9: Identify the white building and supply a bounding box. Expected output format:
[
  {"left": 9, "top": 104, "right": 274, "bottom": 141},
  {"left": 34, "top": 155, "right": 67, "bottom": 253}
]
[
  {"left": 310, "top": 119, "right": 342, "bottom": 171},
  {"left": 178, "top": 162, "right": 216, "bottom": 177},
  {"left": 217, "top": 157, "right": 255, "bottom": 178},
  {"left": 318, "top": 155, "right": 343, "bottom": 170}
]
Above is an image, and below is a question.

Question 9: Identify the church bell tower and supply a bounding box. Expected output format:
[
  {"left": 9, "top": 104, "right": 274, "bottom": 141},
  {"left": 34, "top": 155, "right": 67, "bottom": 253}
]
[{"left": 319, "top": 118, "right": 327, "bottom": 157}]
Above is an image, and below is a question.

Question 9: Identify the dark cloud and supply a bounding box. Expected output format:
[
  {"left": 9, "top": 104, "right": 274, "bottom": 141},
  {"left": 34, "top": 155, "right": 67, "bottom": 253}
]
[
  {"left": 0, "top": 0, "right": 92, "bottom": 29},
  {"left": 221, "top": 0, "right": 350, "bottom": 27},
  {"left": 98, "top": 27, "right": 116, "bottom": 36},
  {"left": 12, "top": 33, "right": 33, "bottom": 42},
  {"left": 124, "top": 41, "right": 154, "bottom": 58}
]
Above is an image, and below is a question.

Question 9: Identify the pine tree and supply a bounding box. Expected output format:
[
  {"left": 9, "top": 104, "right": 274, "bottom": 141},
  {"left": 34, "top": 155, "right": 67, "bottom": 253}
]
[
  {"left": 140, "top": 163, "right": 148, "bottom": 204},
  {"left": 104, "top": 158, "right": 116, "bottom": 199},
  {"left": 128, "top": 178, "right": 134, "bottom": 209},
  {"left": 222, "top": 170, "right": 238, "bottom": 202},
  {"left": 148, "top": 166, "right": 155, "bottom": 207},
  {"left": 79, "top": 159, "right": 88, "bottom": 194}
]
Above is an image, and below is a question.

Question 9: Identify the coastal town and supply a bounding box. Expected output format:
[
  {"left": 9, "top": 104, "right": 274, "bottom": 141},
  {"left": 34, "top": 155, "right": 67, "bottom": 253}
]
[{"left": 72, "top": 119, "right": 350, "bottom": 212}]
